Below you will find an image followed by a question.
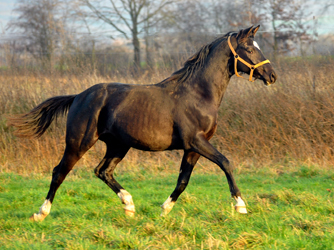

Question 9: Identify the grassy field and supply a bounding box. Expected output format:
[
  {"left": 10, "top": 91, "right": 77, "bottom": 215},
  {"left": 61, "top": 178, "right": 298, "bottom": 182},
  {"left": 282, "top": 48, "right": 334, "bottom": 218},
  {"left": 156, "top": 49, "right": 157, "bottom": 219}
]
[{"left": 1, "top": 166, "right": 333, "bottom": 249}]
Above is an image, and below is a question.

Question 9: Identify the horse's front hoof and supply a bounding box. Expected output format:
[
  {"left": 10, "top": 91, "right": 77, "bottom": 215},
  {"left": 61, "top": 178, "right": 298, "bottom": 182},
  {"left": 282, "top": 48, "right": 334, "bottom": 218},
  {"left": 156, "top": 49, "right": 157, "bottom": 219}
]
[
  {"left": 160, "top": 197, "right": 175, "bottom": 216},
  {"left": 235, "top": 205, "right": 247, "bottom": 214},
  {"left": 160, "top": 208, "right": 170, "bottom": 217}
]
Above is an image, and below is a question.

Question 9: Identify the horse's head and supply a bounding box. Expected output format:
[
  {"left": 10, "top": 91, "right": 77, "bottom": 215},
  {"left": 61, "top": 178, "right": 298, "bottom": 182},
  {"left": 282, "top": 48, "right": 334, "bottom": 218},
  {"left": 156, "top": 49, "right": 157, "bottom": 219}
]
[{"left": 229, "top": 25, "right": 277, "bottom": 86}]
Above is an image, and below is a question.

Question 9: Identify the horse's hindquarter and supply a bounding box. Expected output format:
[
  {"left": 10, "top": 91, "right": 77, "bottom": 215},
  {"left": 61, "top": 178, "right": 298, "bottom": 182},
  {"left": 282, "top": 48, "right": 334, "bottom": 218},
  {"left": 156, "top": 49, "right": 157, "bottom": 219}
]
[{"left": 105, "top": 85, "right": 179, "bottom": 151}]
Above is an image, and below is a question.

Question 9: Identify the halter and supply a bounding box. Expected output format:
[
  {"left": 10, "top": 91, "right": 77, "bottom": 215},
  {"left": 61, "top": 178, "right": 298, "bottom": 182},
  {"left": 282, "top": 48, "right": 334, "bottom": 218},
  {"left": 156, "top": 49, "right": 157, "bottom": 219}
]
[{"left": 228, "top": 36, "right": 270, "bottom": 82}]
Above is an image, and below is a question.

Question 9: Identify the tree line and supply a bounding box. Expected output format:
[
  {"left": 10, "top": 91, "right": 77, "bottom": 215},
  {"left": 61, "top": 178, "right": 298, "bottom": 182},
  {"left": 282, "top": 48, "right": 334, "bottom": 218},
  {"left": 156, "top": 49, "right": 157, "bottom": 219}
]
[{"left": 1, "top": 0, "right": 332, "bottom": 74}]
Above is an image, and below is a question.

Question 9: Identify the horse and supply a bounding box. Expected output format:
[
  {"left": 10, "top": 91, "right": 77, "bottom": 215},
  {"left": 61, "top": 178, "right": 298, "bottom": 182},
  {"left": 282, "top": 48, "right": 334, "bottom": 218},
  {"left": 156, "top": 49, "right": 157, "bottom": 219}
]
[{"left": 9, "top": 25, "right": 277, "bottom": 221}]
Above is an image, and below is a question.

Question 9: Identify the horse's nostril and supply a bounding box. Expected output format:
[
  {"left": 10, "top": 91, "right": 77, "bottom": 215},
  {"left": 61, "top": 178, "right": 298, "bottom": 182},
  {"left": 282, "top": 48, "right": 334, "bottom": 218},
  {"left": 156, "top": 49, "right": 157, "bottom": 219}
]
[{"left": 271, "top": 72, "right": 277, "bottom": 83}]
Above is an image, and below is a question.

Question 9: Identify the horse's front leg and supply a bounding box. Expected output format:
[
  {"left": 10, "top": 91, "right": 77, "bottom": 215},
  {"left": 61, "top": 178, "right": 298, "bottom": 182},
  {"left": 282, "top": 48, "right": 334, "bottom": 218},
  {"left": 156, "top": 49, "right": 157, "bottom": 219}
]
[
  {"left": 189, "top": 133, "right": 247, "bottom": 214},
  {"left": 161, "top": 150, "right": 200, "bottom": 216}
]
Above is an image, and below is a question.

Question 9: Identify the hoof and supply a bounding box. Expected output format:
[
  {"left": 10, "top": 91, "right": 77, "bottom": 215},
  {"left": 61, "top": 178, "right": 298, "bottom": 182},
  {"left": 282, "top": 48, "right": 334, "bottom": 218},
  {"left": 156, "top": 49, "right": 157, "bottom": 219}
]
[
  {"left": 29, "top": 214, "right": 36, "bottom": 221},
  {"left": 124, "top": 209, "right": 135, "bottom": 217},
  {"left": 29, "top": 213, "right": 44, "bottom": 222},
  {"left": 160, "top": 209, "right": 169, "bottom": 217},
  {"left": 30, "top": 199, "right": 51, "bottom": 222},
  {"left": 160, "top": 205, "right": 174, "bottom": 217},
  {"left": 160, "top": 197, "right": 175, "bottom": 216},
  {"left": 235, "top": 205, "right": 247, "bottom": 214}
]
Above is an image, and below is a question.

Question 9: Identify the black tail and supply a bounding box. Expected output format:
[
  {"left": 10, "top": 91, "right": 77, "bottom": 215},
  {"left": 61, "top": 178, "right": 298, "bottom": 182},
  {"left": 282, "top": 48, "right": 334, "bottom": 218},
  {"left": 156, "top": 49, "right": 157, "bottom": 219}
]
[{"left": 8, "top": 95, "right": 76, "bottom": 138}]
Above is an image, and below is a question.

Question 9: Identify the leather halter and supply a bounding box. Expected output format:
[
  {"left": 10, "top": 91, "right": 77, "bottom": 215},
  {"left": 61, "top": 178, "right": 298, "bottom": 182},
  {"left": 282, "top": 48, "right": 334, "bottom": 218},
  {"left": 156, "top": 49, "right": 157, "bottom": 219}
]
[{"left": 228, "top": 36, "right": 270, "bottom": 82}]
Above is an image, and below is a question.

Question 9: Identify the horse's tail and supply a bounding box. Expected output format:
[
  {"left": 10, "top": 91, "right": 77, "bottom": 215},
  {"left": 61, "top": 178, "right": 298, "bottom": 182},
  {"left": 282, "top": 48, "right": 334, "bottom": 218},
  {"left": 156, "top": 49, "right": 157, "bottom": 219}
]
[{"left": 8, "top": 95, "right": 76, "bottom": 138}]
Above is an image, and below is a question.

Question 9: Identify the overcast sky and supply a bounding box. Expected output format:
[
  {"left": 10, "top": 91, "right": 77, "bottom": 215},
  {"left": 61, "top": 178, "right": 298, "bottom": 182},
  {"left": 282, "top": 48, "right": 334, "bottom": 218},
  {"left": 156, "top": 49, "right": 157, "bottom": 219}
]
[{"left": 0, "top": 1, "right": 15, "bottom": 32}]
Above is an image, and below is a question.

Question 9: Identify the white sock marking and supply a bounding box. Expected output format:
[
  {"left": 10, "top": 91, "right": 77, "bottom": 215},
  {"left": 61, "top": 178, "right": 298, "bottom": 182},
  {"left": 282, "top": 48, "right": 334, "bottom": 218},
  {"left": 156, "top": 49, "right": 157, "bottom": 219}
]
[
  {"left": 117, "top": 189, "right": 135, "bottom": 214},
  {"left": 234, "top": 196, "right": 247, "bottom": 214},
  {"left": 235, "top": 196, "right": 246, "bottom": 207},
  {"left": 32, "top": 199, "right": 52, "bottom": 221},
  {"left": 161, "top": 196, "right": 175, "bottom": 216}
]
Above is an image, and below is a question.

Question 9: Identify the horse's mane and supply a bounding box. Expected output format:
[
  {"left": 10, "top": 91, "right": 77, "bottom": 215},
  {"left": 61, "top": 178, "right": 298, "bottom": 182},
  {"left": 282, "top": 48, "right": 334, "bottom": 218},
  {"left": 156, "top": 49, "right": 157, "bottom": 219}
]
[{"left": 158, "top": 32, "right": 235, "bottom": 85}]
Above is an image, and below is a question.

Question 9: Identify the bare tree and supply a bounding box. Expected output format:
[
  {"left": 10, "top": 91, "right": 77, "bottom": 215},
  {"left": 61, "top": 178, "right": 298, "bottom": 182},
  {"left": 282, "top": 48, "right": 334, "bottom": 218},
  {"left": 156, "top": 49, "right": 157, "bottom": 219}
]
[
  {"left": 260, "top": 0, "right": 312, "bottom": 56},
  {"left": 7, "top": 0, "right": 66, "bottom": 65},
  {"left": 82, "top": 0, "right": 173, "bottom": 72},
  {"left": 209, "top": 0, "right": 232, "bottom": 34},
  {"left": 200, "top": 0, "right": 264, "bottom": 34},
  {"left": 157, "top": 0, "right": 214, "bottom": 53}
]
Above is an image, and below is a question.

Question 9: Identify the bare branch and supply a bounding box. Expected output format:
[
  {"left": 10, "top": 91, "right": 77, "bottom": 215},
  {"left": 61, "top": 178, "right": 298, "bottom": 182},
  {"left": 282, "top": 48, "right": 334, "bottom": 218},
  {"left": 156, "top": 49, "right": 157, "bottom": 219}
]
[
  {"left": 109, "top": 0, "right": 132, "bottom": 31},
  {"left": 83, "top": 0, "right": 129, "bottom": 39},
  {"left": 138, "top": 0, "right": 173, "bottom": 25}
]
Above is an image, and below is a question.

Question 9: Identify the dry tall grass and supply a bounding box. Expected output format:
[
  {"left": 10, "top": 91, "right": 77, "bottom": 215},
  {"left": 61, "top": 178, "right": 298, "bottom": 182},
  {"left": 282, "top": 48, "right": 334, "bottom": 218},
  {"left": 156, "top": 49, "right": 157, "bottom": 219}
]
[{"left": 1, "top": 56, "right": 334, "bottom": 174}]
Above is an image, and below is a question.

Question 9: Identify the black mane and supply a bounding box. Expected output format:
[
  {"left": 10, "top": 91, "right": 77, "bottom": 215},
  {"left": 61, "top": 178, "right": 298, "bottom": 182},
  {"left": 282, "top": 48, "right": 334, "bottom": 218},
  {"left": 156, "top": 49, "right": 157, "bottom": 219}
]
[{"left": 158, "top": 32, "right": 235, "bottom": 85}]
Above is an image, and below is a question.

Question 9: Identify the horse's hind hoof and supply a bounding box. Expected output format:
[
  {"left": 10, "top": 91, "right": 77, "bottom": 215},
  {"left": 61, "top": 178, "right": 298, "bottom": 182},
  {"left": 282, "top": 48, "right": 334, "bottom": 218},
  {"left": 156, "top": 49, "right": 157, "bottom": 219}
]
[
  {"left": 235, "top": 205, "right": 247, "bottom": 214},
  {"left": 29, "top": 214, "right": 36, "bottom": 221},
  {"left": 124, "top": 209, "right": 135, "bottom": 217},
  {"left": 29, "top": 213, "right": 41, "bottom": 222},
  {"left": 29, "top": 212, "right": 47, "bottom": 222}
]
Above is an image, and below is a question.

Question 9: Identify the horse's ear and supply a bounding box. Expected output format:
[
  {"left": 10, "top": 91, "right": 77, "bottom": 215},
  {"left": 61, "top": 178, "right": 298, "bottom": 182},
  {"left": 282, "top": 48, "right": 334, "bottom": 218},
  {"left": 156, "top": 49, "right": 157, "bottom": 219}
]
[
  {"left": 236, "top": 25, "right": 254, "bottom": 42},
  {"left": 251, "top": 25, "right": 260, "bottom": 38}
]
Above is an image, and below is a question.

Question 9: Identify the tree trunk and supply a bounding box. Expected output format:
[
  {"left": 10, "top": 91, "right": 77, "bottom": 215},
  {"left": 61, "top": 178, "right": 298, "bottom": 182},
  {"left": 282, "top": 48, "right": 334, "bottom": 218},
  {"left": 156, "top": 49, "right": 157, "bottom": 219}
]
[
  {"left": 133, "top": 31, "right": 141, "bottom": 73},
  {"left": 145, "top": 34, "right": 153, "bottom": 70},
  {"left": 92, "top": 40, "right": 96, "bottom": 72},
  {"left": 271, "top": 10, "right": 278, "bottom": 60}
]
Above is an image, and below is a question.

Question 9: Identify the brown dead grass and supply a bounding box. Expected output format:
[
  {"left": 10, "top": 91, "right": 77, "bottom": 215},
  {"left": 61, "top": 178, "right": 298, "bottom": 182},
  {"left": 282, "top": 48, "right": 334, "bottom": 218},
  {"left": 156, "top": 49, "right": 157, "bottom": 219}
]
[{"left": 1, "top": 56, "right": 334, "bottom": 174}]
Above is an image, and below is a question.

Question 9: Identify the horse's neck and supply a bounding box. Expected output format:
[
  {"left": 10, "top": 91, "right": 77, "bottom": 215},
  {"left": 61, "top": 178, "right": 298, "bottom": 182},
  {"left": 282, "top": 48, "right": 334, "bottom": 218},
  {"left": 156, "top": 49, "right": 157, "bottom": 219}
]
[
  {"left": 158, "top": 42, "right": 232, "bottom": 108},
  {"left": 193, "top": 58, "right": 231, "bottom": 108},
  {"left": 209, "top": 73, "right": 230, "bottom": 107}
]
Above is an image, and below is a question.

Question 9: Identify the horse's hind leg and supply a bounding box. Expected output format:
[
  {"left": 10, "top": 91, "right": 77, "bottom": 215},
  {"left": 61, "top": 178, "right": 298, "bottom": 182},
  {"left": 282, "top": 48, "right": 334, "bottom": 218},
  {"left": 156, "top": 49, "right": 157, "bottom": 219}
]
[
  {"left": 161, "top": 150, "right": 200, "bottom": 216},
  {"left": 31, "top": 134, "right": 98, "bottom": 221},
  {"left": 94, "top": 141, "right": 134, "bottom": 216},
  {"left": 30, "top": 148, "right": 79, "bottom": 221}
]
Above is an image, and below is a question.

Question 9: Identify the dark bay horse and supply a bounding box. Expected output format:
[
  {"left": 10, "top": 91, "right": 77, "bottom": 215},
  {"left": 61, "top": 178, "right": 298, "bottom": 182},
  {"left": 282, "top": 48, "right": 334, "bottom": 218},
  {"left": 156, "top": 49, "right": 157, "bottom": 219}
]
[{"left": 10, "top": 25, "right": 277, "bottom": 221}]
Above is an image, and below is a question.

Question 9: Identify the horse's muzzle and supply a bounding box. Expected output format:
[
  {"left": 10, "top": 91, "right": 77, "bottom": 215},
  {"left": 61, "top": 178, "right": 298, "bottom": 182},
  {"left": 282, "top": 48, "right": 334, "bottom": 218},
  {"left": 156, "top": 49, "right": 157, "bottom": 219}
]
[{"left": 264, "top": 70, "right": 277, "bottom": 86}]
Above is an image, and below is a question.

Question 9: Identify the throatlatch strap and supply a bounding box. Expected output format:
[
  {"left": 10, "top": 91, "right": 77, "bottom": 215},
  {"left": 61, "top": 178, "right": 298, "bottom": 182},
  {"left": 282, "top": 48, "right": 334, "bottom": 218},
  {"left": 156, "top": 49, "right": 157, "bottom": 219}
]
[{"left": 228, "top": 36, "right": 270, "bottom": 82}]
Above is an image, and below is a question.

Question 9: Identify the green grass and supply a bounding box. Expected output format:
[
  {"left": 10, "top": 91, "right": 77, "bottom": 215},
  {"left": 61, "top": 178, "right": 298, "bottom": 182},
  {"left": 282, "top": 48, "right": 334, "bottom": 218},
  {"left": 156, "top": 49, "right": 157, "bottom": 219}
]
[{"left": 0, "top": 167, "right": 333, "bottom": 249}]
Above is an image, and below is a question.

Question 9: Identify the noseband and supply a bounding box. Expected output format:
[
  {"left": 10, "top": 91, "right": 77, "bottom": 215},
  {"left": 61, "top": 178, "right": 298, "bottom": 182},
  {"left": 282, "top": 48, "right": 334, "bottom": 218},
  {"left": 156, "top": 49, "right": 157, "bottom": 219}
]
[{"left": 228, "top": 36, "right": 270, "bottom": 82}]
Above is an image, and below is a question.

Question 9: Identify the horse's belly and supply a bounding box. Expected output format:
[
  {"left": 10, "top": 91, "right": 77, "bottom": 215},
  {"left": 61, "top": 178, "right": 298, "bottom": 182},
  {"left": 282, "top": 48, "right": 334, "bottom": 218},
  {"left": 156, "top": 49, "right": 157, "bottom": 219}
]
[
  {"left": 119, "top": 124, "right": 177, "bottom": 151},
  {"left": 130, "top": 132, "right": 175, "bottom": 151},
  {"left": 113, "top": 110, "right": 178, "bottom": 151}
]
